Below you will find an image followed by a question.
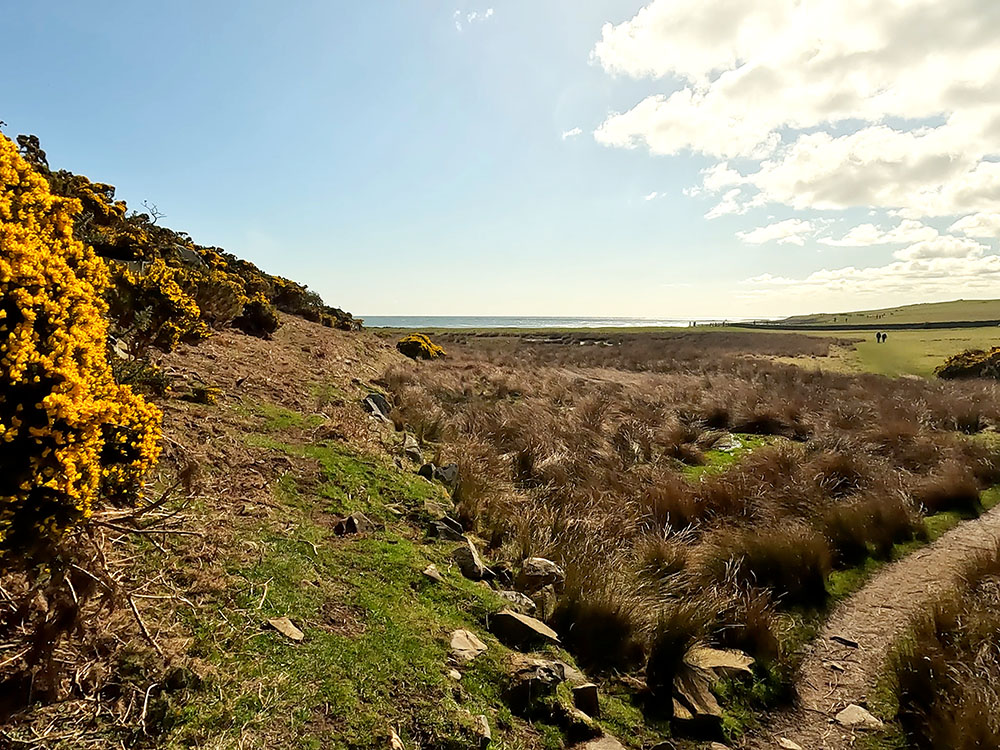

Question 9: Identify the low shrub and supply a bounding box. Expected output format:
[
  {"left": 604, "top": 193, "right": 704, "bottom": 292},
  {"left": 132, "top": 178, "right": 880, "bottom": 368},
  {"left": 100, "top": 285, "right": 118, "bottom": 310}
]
[
  {"left": 232, "top": 293, "right": 280, "bottom": 338},
  {"left": 397, "top": 333, "right": 446, "bottom": 360},
  {"left": 910, "top": 461, "right": 982, "bottom": 515}
]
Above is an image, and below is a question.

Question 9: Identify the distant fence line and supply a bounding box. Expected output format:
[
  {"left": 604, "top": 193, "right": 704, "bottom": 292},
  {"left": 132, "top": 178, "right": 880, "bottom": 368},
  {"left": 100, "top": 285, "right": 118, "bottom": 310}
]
[{"left": 732, "top": 320, "right": 1000, "bottom": 332}]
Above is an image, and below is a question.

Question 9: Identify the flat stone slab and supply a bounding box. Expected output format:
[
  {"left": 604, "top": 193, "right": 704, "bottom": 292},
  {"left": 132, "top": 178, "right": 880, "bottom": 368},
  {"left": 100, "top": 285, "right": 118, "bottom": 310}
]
[
  {"left": 490, "top": 609, "right": 560, "bottom": 647},
  {"left": 450, "top": 629, "right": 488, "bottom": 662},
  {"left": 266, "top": 616, "right": 304, "bottom": 642}
]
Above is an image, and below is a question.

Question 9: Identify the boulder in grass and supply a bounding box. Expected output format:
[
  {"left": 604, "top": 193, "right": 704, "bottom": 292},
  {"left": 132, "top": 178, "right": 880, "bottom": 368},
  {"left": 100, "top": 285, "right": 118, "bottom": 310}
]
[
  {"left": 403, "top": 434, "right": 422, "bottom": 463},
  {"left": 490, "top": 609, "right": 560, "bottom": 648},
  {"left": 450, "top": 629, "right": 488, "bottom": 663},
  {"left": 454, "top": 539, "right": 486, "bottom": 580},
  {"left": 516, "top": 557, "right": 565, "bottom": 593}
]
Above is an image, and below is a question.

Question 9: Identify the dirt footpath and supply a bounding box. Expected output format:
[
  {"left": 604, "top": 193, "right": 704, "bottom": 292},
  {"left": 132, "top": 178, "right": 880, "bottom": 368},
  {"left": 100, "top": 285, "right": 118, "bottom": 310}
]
[{"left": 746, "top": 503, "right": 1000, "bottom": 750}]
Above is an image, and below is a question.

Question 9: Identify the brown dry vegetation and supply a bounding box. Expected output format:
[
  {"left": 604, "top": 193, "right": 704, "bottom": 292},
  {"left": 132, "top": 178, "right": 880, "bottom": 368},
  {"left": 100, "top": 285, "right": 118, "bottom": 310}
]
[
  {"left": 890, "top": 542, "right": 1000, "bottom": 749},
  {"left": 381, "top": 330, "right": 1000, "bottom": 693}
]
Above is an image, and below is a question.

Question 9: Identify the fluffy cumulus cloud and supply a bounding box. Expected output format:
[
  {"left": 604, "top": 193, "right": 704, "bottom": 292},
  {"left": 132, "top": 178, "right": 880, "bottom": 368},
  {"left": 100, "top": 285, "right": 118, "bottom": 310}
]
[
  {"left": 592, "top": 0, "right": 1000, "bottom": 298},
  {"left": 737, "top": 219, "right": 814, "bottom": 246}
]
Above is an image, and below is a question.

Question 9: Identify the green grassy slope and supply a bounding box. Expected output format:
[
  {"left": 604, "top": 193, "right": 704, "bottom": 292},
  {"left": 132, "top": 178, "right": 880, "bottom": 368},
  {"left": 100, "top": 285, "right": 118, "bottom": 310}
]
[{"left": 780, "top": 299, "right": 1000, "bottom": 326}]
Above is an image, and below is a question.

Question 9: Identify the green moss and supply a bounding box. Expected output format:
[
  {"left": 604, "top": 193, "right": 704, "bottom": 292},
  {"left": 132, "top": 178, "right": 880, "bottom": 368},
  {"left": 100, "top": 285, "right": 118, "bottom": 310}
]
[{"left": 682, "top": 434, "right": 773, "bottom": 478}]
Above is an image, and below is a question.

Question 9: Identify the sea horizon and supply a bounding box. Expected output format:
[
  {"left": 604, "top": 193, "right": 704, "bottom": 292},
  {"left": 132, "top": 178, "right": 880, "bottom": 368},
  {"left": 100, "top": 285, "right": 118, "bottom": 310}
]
[{"left": 361, "top": 315, "right": 746, "bottom": 329}]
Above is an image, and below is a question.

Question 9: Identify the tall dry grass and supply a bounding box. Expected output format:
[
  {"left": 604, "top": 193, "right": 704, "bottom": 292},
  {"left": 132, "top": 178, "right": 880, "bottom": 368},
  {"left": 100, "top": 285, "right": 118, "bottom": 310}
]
[{"left": 383, "top": 331, "right": 1000, "bottom": 689}]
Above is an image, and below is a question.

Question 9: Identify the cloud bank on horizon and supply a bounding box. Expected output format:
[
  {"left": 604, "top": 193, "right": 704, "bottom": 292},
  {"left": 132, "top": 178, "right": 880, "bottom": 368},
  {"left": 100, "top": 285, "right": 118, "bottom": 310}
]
[{"left": 590, "top": 0, "right": 1000, "bottom": 303}]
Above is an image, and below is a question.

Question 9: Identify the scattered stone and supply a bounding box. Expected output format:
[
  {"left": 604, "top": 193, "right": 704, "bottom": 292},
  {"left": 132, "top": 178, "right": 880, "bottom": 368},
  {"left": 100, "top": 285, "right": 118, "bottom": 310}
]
[
  {"left": 516, "top": 557, "right": 565, "bottom": 593},
  {"left": 389, "top": 728, "right": 405, "bottom": 750},
  {"left": 435, "top": 462, "right": 459, "bottom": 486},
  {"left": 507, "top": 655, "right": 565, "bottom": 712},
  {"left": 530, "top": 584, "right": 559, "bottom": 621},
  {"left": 573, "top": 736, "right": 626, "bottom": 750},
  {"left": 573, "top": 682, "right": 600, "bottom": 717},
  {"left": 496, "top": 589, "right": 537, "bottom": 615},
  {"left": 448, "top": 669, "right": 462, "bottom": 680},
  {"left": 423, "top": 498, "right": 454, "bottom": 520},
  {"left": 454, "top": 539, "right": 486, "bottom": 581},
  {"left": 708, "top": 744, "right": 729, "bottom": 750},
  {"left": 713, "top": 435, "right": 743, "bottom": 452},
  {"left": 334, "top": 512, "right": 374, "bottom": 536},
  {"left": 778, "top": 739, "right": 803, "bottom": 750},
  {"left": 362, "top": 393, "right": 392, "bottom": 421},
  {"left": 432, "top": 516, "right": 466, "bottom": 542},
  {"left": 422, "top": 564, "right": 444, "bottom": 582},
  {"left": 835, "top": 704, "right": 883, "bottom": 730},
  {"left": 555, "top": 660, "right": 587, "bottom": 686},
  {"left": 450, "top": 629, "right": 488, "bottom": 663},
  {"left": 403, "top": 434, "right": 422, "bottom": 463},
  {"left": 560, "top": 705, "right": 602, "bottom": 741},
  {"left": 473, "top": 714, "right": 491, "bottom": 748},
  {"left": 266, "top": 616, "right": 304, "bottom": 642},
  {"left": 418, "top": 463, "right": 437, "bottom": 480},
  {"left": 830, "top": 634, "right": 860, "bottom": 649},
  {"left": 673, "top": 664, "right": 723, "bottom": 721},
  {"left": 827, "top": 661, "right": 846, "bottom": 673},
  {"left": 685, "top": 645, "right": 754, "bottom": 678},
  {"left": 491, "top": 609, "right": 560, "bottom": 648},
  {"left": 671, "top": 698, "right": 693, "bottom": 722}
]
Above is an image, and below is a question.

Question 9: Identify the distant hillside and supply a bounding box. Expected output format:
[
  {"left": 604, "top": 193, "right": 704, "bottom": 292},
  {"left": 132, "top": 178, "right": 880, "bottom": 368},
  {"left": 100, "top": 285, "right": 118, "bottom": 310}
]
[{"left": 776, "top": 299, "right": 1000, "bottom": 327}]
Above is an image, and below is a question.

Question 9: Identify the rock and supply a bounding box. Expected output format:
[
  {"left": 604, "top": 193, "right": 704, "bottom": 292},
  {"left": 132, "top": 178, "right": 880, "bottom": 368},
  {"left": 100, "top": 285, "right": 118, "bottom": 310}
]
[
  {"left": 672, "top": 664, "right": 722, "bottom": 721},
  {"left": 516, "top": 557, "right": 565, "bottom": 593},
  {"left": 830, "top": 634, "right": 859, "bottom": 649},
  {"left": 573, "top": 737, "right": 626, "bottom": 750},
  {"left": 684, "top": 645, "right": 754, "bottom": 678},
  {"left": 506, "top": 655, "right": 565, "bottom": 713},
  {"left": 835, "top": 704, "right": 883, "bottom": 730},
  {"left": 173, "top": 244, "right": 209, "bottom": 269},
  {"left": 496, "top": 589, "right": 537, "bottom": 615},
  {"left": 334, "top": 512, "right": 374, "bottom": 536},
  {"left": 713, "top": 435, "right": 743, "bottom": 452},
  {"left": 266, "top": 616, "right": 304, "bottom": 642},
  {"left": 432, "top": 516, "right": 466, "bottom": 541},
  {"left": 362, "top": 393, "right": 392, "bottom": 421},
  {"left": 418, "top": 463, "right": 437, "bottom": 480},
  {"left": 650, "top": 743, "right": 677, "bottom": 750},
  {"left": 473, "top": 714, "right": 491, "bottom": 748},
  {"left": 573, "top": 682, "right": 600, "bottom": 717},
  {"left": 448, "top": 668, "right": 462, "bottom": 680},
  {"left": 423, "top": 498, "right": 454, "bottom": 520},
  {"left": 672, "top": 698, "right": 693, "bottom": 721},
  {"left": 450, "top": 629, "right": 488, "bottom": 663},
  {"left": 423, "top": 564, "right": 444, "bottom": 582},
  {"left": 434, "top": 462, "right": 459, "bottom": 486},
  {"left": 708, "top": 744, "right": 729, "bottom": 750},
  {"left": 778, "top": 739, "right": 803, "bottom": 750},
  {"left": 403, "top": 434, "right": 422, "bottom": 463},
  {"left": 389, "top": 728, "right": 405, "bottom": 750},
  {"left": 454, "top": 539, "right": 486, "bottom": 581},
  {"left": 530, "top": 584, "right": 559, "bottom": 621},
  {"left": 559, "top": 706, "right": 602, "bottom": 742},
  {"left": 491, "top": 609, "right": 560, "bottom": 648},
  {"left": 555, "top": 660, "right": 587, "bottom": 686}
]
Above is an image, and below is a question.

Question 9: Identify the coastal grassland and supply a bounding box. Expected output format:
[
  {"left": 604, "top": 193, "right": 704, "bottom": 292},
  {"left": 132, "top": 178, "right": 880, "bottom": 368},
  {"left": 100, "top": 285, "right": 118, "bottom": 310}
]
[
  {"left": 779, "top": 298, "right": 1000, "bottom": 326},
  {"left": 383, "top": 329, "right": 1000, "bottom": 740}
]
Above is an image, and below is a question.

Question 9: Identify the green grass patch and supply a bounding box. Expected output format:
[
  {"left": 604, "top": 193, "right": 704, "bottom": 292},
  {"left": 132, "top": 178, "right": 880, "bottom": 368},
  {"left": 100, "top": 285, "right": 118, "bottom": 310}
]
[{"left": 683, "top": 434, "right": 773, "bottom": 478}]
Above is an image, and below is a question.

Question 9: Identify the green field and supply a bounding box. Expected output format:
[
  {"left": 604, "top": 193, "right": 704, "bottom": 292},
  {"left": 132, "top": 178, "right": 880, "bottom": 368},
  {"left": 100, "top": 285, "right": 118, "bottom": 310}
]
[
  {"left": 778, "top": 327, "right": 1000, "bottom": 377},
  {"left": 779, "top": 298, "right": 1000, "bottom": 326}
]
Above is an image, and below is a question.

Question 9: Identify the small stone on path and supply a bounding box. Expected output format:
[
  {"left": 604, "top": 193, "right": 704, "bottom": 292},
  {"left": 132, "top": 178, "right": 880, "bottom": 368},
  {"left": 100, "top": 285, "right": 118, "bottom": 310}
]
[
  {"left": 830, "top": 634, "right": 859, "bottom": 648},
  {"left": 835, "top": 703, "right": 883, "bottom": 730},
  {"left": 266, "top": 616, "right": 304, "bottom": 642}
]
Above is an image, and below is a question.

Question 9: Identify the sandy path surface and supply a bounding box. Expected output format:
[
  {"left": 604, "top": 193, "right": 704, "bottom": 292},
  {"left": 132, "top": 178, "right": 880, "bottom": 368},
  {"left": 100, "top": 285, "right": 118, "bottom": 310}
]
[{"left": 745, "top": 504, "right": 1000, "bottom": 750}]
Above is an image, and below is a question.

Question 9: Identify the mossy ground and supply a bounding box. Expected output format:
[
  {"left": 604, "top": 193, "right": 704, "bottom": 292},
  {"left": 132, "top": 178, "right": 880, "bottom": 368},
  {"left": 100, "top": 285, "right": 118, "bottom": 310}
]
[{"left": 152, "top": 397, "right": 676, "bottom": 750}]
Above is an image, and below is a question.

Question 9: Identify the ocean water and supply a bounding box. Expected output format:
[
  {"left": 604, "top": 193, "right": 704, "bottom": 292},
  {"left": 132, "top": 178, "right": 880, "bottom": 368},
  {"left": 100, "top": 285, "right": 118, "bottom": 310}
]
[{"left": 362, "top": 316, "right": 731, "bottom": 329}]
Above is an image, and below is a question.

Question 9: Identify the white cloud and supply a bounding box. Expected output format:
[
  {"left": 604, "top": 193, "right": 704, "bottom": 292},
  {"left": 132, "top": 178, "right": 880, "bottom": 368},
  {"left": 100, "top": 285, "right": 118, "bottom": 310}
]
[
  {"left": 892, "top": 235, "right": 987, "bottom": 261},
  {"left": 737, "top": 218, "right": 814, "bottom": 246},
  {"left": 950, "top": 212, "right": 1000, "bottom": 238},
  {"left": 644, "top": 191, "right": 659, "bottom": 201},
  {"left": 454, "top": 6, "right": 494, "bottom": 31},
  {"left": 820, "top": 220, "right": 939, "bottom": 247},
  {"left": 593, "top": 0, "right": 1000, "bottom": 218},
  {"left": 561, "top": 127, "right": 582, "bottom": 140}
]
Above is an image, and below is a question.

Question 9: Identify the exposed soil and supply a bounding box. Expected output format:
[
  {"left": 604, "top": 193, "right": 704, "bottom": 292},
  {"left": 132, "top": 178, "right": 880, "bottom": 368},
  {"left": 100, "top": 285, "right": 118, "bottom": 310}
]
[{"left": 745, "top": 503, "right": 1000, "bottom": 750}]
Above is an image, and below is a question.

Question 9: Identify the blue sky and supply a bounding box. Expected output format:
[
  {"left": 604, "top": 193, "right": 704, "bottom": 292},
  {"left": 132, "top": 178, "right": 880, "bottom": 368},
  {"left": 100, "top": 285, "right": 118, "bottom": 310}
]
[{"left": 4, "top": 1, "right": 1000, "bottom": 318}]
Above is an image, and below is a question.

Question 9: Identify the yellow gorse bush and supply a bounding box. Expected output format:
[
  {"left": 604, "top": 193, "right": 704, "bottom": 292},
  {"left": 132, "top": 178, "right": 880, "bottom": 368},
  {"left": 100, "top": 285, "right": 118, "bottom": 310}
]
[{"left": 0, "top": 133, "right": 161, "bottom": 561}]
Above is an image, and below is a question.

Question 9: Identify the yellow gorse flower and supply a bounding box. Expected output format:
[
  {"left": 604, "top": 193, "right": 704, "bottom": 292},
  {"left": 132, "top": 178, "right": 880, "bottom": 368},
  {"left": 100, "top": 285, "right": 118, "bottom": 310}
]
[{"left": 0, "top": 133, "right": 161, "bottom": 561}]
